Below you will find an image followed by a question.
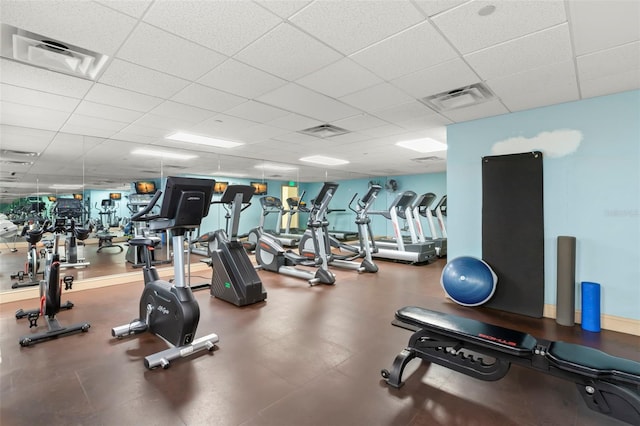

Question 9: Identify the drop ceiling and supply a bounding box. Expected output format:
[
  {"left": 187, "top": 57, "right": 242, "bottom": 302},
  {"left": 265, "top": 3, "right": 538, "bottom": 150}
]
[{"left": 0, "top": 0, "right": 638, "bottom": 201}]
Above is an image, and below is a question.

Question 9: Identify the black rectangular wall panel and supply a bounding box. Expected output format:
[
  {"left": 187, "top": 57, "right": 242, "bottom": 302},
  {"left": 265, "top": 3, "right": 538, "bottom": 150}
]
[{"left": 482, "top": 151, "right": 544, "bottom": 318}]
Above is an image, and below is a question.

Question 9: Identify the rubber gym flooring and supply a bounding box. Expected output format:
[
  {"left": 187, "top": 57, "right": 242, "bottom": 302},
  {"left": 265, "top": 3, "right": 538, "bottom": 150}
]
[{"left": 0, "top": 250, "right": 638, "bottom": 425}]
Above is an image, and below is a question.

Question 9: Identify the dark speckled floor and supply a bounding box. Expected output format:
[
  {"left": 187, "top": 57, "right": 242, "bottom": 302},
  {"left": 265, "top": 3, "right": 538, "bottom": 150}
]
[{"left": 1, "top": 256, "right": 638, "bottom": 425}]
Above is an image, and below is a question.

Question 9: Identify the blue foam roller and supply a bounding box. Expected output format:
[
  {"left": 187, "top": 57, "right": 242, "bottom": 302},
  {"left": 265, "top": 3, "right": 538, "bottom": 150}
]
[
  {"left": 441, "top": 256, "right": 497, "bottom": 306},
  {"left": 581, "top": 281, "right": 601, "bottom": 332}
]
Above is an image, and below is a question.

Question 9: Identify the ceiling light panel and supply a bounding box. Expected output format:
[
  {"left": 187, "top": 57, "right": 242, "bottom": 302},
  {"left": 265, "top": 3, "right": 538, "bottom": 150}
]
[
  {"left": 131, "top": 148, "right": 196, "bottom": 160},
  {"left": 300, "top": 155, "right": 349, "bottom": 166},
  {"left": 396, "top": 138, "right": 447, "bottom": 153},
  {"left": 166, "top": 132, "right": 243, "bottom": 148}
]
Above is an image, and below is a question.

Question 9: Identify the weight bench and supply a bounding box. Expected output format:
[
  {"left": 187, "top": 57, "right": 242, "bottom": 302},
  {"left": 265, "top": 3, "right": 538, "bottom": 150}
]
[
  {"left": 96, "top": 231, "right": 123, "bottom": 253},
  {"left": 382, "top": 306, "right": 640, "bottom": 425}
]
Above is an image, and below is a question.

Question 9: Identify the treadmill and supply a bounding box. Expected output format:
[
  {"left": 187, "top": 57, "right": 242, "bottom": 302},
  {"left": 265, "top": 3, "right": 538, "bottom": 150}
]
[{"left": 370, "top": 190, "right": 436, "bottom": 264}]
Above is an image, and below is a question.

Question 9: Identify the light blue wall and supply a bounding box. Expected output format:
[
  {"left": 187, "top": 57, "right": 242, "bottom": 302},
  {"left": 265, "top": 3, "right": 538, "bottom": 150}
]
[
  {"left": 302, "top": 173, "right": 446, "bottom": 238},
  {"left": 447, "top": 90, "right": 640, "bottom": 320}
]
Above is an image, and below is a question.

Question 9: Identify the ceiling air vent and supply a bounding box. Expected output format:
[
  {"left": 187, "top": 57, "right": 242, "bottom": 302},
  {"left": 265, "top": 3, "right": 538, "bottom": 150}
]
[
  {"left": 298, "top": 124, "right": 349, "bottom": 138},
  {"left": 411, "top": 156, "right": 443, "bottom": 163},
  {"left": 420, "top": 83, "right": 494, "bottom": 112},
  {"left": 0, "top": 23, "right": 109, "bottom": 80}
]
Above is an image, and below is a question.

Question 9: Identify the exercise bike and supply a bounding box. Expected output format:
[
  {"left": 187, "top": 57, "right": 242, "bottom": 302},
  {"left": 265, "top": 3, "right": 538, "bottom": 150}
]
[
  {"left": 11, "top": 220, "right": 47, "bottom": 289},
  {"left": 15, "top": 218, "right": 90, "bottom": 347},
  {"left": 111, "top": 176, "right": 219, "bottom": 369}
]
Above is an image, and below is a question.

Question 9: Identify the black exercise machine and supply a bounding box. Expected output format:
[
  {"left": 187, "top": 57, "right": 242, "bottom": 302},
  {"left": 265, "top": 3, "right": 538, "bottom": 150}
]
[
  {"left": 381, "top": 306, "right": 640, "bottom": 425},
  {"left": 206, "top": 184, "right": 267, "bottom": 306},
  {"left": 11, "top": 222, "right": 46, "bottom": 289},
  {"left": 111, "top": 176, "right": 219, "bottom": 369},
  {"left": 15, "top": 218, "right": 90, "bottom": 346}
]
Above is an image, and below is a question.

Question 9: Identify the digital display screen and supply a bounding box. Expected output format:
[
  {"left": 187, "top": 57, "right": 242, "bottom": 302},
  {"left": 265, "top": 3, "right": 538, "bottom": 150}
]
[
  {"left": 72, "top": 193, "right": 83, "bottom": 200},
  {"left": 213, "top": 181, "right": 228, "bottom": 194},
  {"left": 48, "top": 196, "right": 57, "bottom": 202},
  {"left": 109, "top": 192, "right": 122, "bottom": 200},
  {"left": 251, "top": 182, "right": 267, "bottom": 195},
  {"left": 135, "top": 181, "right": 157, "bottom": 194}
]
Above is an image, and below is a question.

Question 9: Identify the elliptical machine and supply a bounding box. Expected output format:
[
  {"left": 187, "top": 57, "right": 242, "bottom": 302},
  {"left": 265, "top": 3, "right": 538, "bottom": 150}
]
[
  {"left": 111, "top": 176, "right": 219, "bottom": 369},
  {"left": 15, "top": 218, "right": 90, "bottom": 347},
  {"left": 299, "top": 184, "right": 381, "bottom": 273},
  {"left": 255, "top": 182, "right": 337, "bottom": 286}
]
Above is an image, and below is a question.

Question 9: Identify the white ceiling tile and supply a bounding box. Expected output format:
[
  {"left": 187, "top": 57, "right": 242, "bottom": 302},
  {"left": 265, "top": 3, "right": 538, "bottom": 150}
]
[
  {"left": 0, "top": 58, "right": 93, "bottom": 98},
  {"left": 108, "top": 131, "right": 158, "bottom": 144},
  {"left": 257, "top": 83, "right": 361, "bottom": 122},
  {"left": 580, "top": 70, "right": 640, "bottom": 100},
  {"left": 171, "top": 83, "right": 247, "bottom": 112},
  {"left": 0, "top": 101, "right": 70, "bottom": 132},
  {"left": 231, "top": 124, "right": 291, "bottom": 143},
  {"left": 0, "top": 84, "right": 80, "bottom": 112},
  {"left": 413, "top": 0, "right": 468, "bottom": 17},
  {"left": 1, "top": 0, "right": 137, "bottom": 56},
  {"left": 432, "top": 0, "right": 566, "bottom": 54},
  {"left": 197, "top": 59, "right": 287, "bottom": 99},
  {"left": 131, "top": 114, "right": 199, "bottom": 132},
  {"left": 487, "top": 60, "right": 579, "bottom": 112},
  {"left": 148, "top": 101, "right": 217, "bottom": 124},
  {"left": 83, "top": 83, "right": 164, "bottom": 112},
  {"left": 295, "top": 58, "right": 383, "bottom": 98},
  {"left": 577, "top": 42, "right": 640, "bottom": 83},
  {"left": 116, "top": 23, "right": 227, "bottom": 81},
  {"left": 391, "top": 58, "right": 480, "bottom": 98},
  {"left": 143, "top": 1, "right": 281, "bottom": 56},
  {"left": 272, "top": 131, "right": 322, "bottom": 144},
  {"left": 74, "top": 100, "right": 144, "bottom": 123},
  {"left": 59, "top": 124, "right": 119, "bottom": 139},
  {"left": 290, "top": 1, "right": 425, "bottom": 55},
  {"left": 465, "top": 24, "right": 573, "bottom": 80},
  {"left": 64, "top": 114, "right": 128, "bottom": 131},
  {"left": 332, "top": 114, "right": 389, "bottom": 132},
  {"left": 568, "top": 0, "right": 640, "bottom": 56},
  {"left": 98, "top": 59, "right": 190, "bottom": 98},
  {"left": 351, "top": 21, "right": 458, "bottom": 80},
  {"left": 0, "top": 124, "right": 56, "bottom": 152},
  {"left": 224, "top": 101, "right": 290, "bottom": 123},
  {"left": 193, "top": 114, "right": 262, "bottom": 138},
  {"left": 372, "top": 101, "right": 439, "bottom": 124},
  {"left": 254, "top": 0, "right": 311, "bottom": 18},
  {"left": 235, "top": 23, "right": 342, "bottom": 81},
  {"left": 265, "top": 113, "right": 323, "bottom": 131},
  {"left": 439, "top": 99, "right": 510, "bottom": 123},
  {"left": 398, "top": 115, "right": 452, "bottom": 131},
  {"left": 359, "top": 123, "right": 406, "bottom": 138},
  {"left": 118, "top": 123, "right": 168, "bottom": 138},
  {"left": 322, "top": 131, "right": 371, "bottom": 144},
  {"left": 340, "top": 83, "right": 414, "bottom": 112},
  {"left": 96, "top": 0, "right": 153, "bottom": 18}
]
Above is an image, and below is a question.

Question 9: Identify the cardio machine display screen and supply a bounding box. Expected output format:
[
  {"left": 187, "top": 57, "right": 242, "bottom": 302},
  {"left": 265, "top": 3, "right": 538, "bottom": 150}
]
[
  {"left": 213, "top": 181, "right": 228, "bottom": 194},
  {"left": 109, "top": 192, "right": 122, "bottom": 200},
  {"left": 135, "top": 181, "right": 157, "bottom": 194},
  {"left": 251, "top": 182, "right": 267, "bottom": 195}
]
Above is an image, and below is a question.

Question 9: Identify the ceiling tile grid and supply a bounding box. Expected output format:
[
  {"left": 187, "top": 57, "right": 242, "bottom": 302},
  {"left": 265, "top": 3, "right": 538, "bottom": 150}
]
[{"left": 0, "top": 0, "right": 639, "bottom": 192}]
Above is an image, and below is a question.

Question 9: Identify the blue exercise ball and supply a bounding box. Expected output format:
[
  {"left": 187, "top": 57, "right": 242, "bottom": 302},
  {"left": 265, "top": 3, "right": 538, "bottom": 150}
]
[{"left": 441, "top": 256, "right": 497, "bottom": 306}]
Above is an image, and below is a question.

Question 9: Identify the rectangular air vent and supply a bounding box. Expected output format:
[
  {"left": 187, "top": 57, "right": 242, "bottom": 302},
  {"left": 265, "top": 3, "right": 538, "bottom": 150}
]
[
  {"left": 420, "top": 83, "right": 494, "bottom": 112},
  {"left": 298, "top": 124, "right": 349, "bottom": 138},
  {"left": 1, "top": 23, "right": 109, "bottom": 80},
  {"left": 411, "top": 156, "right": 443, "bottom": 163}
]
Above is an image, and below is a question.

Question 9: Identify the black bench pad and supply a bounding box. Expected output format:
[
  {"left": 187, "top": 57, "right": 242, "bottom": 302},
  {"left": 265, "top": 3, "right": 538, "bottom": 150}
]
[{"left": 395, "top": 306, "right": 537, "bottom": 356}]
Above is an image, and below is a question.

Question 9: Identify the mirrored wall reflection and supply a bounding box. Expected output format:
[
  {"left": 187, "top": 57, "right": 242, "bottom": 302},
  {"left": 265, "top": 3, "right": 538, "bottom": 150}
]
[{"left": 1, "top": 125, "right": 387, "bottom": 293}]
